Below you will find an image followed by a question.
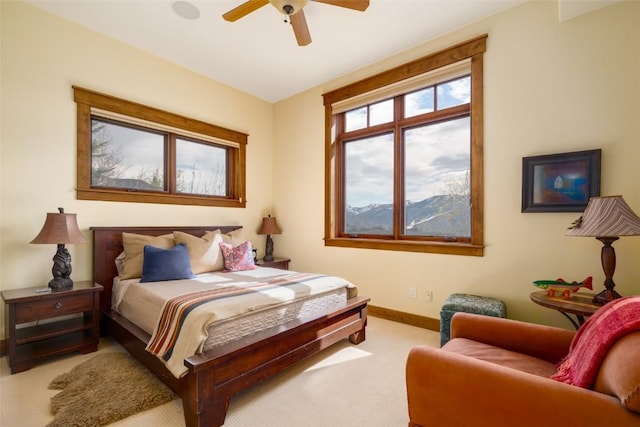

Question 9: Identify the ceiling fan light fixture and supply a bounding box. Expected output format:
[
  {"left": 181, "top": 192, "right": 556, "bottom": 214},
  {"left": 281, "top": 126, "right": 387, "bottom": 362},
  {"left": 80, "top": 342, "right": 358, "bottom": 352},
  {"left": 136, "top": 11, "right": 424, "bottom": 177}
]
[
  {"left": 222, "top": 0, "right": 368, "bottom": 47},
  {"left": 270, "top": 0, "right": 309, "bottom": 16}
]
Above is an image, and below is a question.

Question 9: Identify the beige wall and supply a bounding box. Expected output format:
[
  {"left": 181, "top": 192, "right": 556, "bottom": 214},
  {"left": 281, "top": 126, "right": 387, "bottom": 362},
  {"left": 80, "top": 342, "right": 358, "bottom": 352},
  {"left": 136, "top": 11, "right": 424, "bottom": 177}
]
[
  {"left": 273, "top": 0, "right": 640, "bottom": 327},
  {"left": 0, "top": 1, "right": 276, "bottom": 335},
  {"left": 1, "top": 0, "right": 638, "bottom": 339}
]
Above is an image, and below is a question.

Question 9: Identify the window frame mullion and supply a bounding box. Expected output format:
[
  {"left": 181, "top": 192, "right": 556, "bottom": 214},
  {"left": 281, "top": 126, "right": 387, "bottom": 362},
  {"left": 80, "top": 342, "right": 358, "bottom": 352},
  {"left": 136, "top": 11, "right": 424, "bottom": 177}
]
[
  {"left": 167, "top": 134, "right": 175, "bottom": 193},
  {"left": 393, "top": 96, "right": 404, "bottom": 240}
]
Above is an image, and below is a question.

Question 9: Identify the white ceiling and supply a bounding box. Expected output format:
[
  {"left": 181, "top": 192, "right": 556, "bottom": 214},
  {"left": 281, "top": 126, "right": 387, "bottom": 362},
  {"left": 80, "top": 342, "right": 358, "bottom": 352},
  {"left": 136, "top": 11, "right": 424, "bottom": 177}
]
[{"left": 24, "top": 0, "right": 613, "bottom": 103}]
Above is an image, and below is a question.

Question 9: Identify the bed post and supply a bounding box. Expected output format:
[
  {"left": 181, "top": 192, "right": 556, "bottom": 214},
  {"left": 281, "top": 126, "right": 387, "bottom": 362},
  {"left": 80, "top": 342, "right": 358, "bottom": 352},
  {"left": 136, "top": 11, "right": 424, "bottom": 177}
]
[
  {"left": 348, "top": 304, "right": 367, "bottom": 344},
  {"left": 183, "top": 370, "right": 230, "bottom": 427}
]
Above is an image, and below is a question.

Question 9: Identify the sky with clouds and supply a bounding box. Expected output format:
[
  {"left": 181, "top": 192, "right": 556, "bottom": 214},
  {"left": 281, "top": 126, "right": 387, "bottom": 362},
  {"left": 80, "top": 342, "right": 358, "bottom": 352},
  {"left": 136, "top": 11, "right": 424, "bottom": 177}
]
[
  {"left": 94, "top": 121, "right": 226, "bottom": 195},
  {"left": 345, "top": 76, "right": 471, "bottom": 208}
]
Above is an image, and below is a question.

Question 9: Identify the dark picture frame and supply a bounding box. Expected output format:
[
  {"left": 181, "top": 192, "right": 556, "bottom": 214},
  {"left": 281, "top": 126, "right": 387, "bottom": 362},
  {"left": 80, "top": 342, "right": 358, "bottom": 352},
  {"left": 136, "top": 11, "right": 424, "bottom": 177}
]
[{"left": 522, "top": 149, "right": 601, "bottom": 212}]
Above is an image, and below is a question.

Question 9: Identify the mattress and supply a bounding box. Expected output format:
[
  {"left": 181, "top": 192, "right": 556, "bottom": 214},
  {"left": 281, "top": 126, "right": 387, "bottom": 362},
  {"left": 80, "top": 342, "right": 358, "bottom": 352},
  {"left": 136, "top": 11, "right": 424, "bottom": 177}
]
[{"left": 113, "top": 266, "right": 356, "bottom": 353}]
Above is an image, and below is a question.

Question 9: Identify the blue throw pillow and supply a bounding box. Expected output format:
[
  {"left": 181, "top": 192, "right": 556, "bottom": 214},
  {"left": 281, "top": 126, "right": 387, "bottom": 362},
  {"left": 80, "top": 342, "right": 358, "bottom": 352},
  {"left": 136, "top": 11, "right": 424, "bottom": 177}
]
[{"left": 140, "top": 243, "right": 195, "bottom": 283}]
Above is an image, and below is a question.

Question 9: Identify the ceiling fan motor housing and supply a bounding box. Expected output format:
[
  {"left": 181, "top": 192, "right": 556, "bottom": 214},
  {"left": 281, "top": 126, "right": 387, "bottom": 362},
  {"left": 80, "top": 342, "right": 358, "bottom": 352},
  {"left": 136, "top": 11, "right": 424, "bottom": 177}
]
[{"left": 270, "top": 0, "right": 309, "bottom": 15}]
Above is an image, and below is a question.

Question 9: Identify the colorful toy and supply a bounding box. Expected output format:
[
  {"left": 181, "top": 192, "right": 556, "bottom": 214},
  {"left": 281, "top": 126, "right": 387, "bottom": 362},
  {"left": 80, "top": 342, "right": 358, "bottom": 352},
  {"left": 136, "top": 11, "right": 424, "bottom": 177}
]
[{"left": 532, "top": 277, "right": 593, "bottom": 299}]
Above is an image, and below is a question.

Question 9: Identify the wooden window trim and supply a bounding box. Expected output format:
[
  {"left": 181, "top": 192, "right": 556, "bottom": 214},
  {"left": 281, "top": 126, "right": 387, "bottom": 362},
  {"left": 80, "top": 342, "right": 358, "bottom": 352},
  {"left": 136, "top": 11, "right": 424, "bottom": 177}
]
[
  {"left": 322, "top": 35, "right": 486, "bottom": 256},
  {"left": 74, "top": 86, "right": 247, "bottom": 208}
]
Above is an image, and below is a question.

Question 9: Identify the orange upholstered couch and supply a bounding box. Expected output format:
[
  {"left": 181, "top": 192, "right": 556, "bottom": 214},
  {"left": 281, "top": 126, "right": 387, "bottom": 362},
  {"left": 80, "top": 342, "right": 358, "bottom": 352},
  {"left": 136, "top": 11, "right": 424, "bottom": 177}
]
[{"left": 406, "top": 312, "right": 640, "bottom": 427}]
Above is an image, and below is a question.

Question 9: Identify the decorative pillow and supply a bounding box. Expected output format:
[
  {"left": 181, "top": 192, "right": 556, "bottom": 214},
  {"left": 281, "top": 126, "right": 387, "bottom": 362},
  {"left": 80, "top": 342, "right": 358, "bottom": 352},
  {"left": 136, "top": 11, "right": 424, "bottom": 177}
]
[
  {"left": 219, "top": 228, "right": 244, "bottom": 246},
  {"left": 219, "top": 241, "right": 256, "bottom": 272},
  {"left": 121, "top": 233, "right": 174, "bottom": 279},
  {"left": 174, "top": 231, "right": 224, "bottom": 274},
  {"left": 140, "top": 243, "right": 195, "bottom": 283},
  {"left": 115, "top": 251, "right": 126, "bottom": 276}
]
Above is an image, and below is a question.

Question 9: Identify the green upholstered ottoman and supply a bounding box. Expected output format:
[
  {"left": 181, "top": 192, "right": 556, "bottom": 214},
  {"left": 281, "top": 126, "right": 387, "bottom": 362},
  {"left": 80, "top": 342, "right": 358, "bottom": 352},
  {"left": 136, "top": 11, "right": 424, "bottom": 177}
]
[{"left": 440, "top": 293, "right": 506, "bottom": 347}]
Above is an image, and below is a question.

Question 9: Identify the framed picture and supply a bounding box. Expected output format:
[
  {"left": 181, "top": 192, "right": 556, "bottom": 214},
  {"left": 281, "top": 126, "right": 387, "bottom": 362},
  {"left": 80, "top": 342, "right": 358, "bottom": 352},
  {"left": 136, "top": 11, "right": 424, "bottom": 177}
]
[{"left": 522, "top": 149, "right": 601, "bottom": 212}]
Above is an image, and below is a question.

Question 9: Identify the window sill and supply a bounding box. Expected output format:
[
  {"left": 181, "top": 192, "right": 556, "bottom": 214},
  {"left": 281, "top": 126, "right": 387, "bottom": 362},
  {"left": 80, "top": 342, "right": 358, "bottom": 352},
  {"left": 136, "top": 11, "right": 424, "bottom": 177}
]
[
  {"left": 324, "top": 237, "right": 483, "bottom": 257},
  {"left": 77, "top": 189, "right": 245, "bottom": 208}
]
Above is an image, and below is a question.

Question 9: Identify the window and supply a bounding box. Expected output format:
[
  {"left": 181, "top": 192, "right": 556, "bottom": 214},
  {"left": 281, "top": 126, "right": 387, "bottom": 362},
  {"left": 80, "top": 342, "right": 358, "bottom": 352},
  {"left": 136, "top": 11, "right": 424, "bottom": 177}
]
[
  {"left": 74, "top": 87, "right": 246, "bottom": 207},
  {"left": 322, "top": 35, "right": 486, "bottom": 256}
]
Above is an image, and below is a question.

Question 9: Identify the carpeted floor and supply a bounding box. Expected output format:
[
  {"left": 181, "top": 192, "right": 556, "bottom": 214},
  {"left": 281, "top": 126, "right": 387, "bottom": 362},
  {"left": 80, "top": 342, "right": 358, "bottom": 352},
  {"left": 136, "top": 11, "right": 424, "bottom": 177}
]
[{"left": 0, "top": 316, "right": 439, "bottom": 426}]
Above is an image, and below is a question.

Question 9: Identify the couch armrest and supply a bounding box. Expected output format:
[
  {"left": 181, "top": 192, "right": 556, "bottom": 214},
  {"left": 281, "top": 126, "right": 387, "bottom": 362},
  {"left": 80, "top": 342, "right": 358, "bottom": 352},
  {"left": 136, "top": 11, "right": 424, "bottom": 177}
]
[
  {"left": 450, "top": 312, "right": 575, "bottom": 363},
  {"left": 406, "top": 345, "right": 640, "bottom": 427}
]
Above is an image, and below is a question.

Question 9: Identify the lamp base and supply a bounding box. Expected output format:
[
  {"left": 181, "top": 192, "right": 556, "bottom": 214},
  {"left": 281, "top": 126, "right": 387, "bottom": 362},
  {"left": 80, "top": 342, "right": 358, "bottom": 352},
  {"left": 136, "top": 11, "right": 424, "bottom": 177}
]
[
  {"left": 592, "top": 288, "right": 622, "bottom": 305},
  {"left": 49, "top": 277, "right": 73, "bottom": 291},
  {"left": 264, "top": 234, "right": 274, "bottom": 262}
]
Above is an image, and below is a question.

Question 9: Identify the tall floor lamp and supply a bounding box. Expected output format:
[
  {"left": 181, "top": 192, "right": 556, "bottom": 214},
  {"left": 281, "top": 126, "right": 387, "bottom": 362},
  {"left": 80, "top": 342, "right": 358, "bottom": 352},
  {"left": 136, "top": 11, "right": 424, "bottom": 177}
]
[
  {"left": 257, "top": 215, "right": 282, "bottom": 262},
  {"left": 31, "top": 207, "right": 87, "bottom": 290},
  {"left": 566, "top": 195, "right": 640, "bottom": 305}
]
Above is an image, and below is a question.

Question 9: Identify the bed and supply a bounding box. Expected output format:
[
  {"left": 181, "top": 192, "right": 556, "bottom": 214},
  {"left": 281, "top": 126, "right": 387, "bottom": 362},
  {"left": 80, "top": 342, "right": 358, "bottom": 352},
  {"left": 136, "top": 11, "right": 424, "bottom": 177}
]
[{"left": 91, "top": 225, "right": 369, "bottom": 427}]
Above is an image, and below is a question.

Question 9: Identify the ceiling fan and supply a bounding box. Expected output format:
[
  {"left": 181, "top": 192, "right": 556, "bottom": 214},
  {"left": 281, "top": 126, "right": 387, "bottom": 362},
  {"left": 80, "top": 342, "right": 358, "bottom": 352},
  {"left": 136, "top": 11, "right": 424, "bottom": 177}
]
[{"left": 222, "top": 0, "right": 370, "bottom": 46}]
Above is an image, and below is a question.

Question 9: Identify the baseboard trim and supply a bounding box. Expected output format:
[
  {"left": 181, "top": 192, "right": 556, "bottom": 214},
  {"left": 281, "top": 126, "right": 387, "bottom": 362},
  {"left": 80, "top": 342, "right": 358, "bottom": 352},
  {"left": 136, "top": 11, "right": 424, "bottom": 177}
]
[{"left": 368, "top": 305, "right": 440, "bottom": 332}]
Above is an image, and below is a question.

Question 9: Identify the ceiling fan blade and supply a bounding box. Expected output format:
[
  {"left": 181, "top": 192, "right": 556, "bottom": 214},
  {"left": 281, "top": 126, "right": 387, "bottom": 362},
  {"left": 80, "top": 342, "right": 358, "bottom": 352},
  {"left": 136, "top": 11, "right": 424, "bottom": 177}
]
[
  {"left": 311, "top": 0, "right": 369, "bottom": 12},
  {"left": 222, "top": 0, "right": 269, "bottom": 22},
  {"left": 290, "top": 9, "right": 312, "bottom": 46}
]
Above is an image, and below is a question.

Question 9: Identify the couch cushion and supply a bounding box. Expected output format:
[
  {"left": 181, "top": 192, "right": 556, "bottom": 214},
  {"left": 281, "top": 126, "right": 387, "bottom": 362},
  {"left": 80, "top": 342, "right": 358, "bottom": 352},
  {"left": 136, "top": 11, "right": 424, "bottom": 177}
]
[
  {"left": 443, "top": 338, "right": 557, "bottom": 378},
  {"left": 593, "top": 332, "right": 640, "bottom": 413}
]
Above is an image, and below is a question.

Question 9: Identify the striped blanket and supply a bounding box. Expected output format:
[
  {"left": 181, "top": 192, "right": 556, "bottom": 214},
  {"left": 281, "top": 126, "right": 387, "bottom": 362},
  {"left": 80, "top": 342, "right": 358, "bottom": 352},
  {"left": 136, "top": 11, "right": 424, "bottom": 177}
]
[{"left": 145, "top": 272, "right": 349, "bottom": 377}]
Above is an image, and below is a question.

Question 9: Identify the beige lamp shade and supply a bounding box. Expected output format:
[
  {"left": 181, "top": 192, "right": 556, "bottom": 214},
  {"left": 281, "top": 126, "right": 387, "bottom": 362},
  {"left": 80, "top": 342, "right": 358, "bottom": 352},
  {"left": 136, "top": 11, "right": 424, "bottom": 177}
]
[
  {"left": 31, "top": 208, "right": 86, "bottom": 291},
  {"left": 257, "top": 215, "right": 281, "bottom": 262},
  {"left": 31, "top": 208, "right": 87, "bottom": 244},
  {"left": 566, "top": 195, "right": 640, "bottom": 238}
]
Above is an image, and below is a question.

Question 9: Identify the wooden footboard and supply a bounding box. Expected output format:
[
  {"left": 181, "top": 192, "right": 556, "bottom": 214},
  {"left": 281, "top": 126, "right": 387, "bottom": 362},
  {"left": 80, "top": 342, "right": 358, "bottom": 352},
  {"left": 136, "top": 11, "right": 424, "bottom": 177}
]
[
  {"left": 184, "top": 296, "right": 367, "bottom": 426},
  {"left": 103, "top": 296, "right": 368, "bottom": 427},
  {"left": 92, "top": 226, "right": 369, "bottom": 427}
]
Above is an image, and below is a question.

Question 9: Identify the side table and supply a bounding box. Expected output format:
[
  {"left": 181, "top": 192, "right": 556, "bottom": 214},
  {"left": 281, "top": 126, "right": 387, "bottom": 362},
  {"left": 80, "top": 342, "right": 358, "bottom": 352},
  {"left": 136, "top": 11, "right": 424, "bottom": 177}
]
[
  {"left": 530, "top": 291, "right": 599, "bottom": 329},
  {"left": 2, "top": 281, "right": 102, "bottom": 374},
  {"left": 256, "top": 258, "right": 290, "bottom": 270}
]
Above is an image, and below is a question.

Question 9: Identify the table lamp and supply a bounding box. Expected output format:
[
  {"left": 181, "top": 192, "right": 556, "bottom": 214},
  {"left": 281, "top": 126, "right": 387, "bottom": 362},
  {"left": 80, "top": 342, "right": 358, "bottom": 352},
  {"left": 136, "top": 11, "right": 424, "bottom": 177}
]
[
  {"left": 31, "top": 207, "right": 87, "bottom": 290},
  {"left": 257, "top": 215, "right": 281, "bottom": 262},
  {"left": 566, "top": 195, "right": 640, "bottom": 305}
]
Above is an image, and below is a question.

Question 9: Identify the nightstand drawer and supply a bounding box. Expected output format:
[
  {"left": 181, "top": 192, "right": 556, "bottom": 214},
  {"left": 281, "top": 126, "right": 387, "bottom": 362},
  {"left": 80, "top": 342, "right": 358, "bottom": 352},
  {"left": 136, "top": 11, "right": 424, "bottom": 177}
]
[{"left": 14, "top": 293, "right": 94, "bottom": 322}]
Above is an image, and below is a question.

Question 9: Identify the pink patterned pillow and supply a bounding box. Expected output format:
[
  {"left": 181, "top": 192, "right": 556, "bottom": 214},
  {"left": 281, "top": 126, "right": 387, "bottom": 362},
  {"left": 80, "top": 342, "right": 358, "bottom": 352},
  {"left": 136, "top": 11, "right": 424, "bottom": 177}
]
[{"left": 219, "top": 241, "right": 256, "bottom": 272}]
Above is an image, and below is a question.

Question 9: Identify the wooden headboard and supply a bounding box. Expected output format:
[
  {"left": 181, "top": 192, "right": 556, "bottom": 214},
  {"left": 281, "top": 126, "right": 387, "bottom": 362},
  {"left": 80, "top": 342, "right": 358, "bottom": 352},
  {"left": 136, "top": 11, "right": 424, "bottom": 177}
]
[{"left": 90, "top": 226, "right": 242, "bottom": 312}]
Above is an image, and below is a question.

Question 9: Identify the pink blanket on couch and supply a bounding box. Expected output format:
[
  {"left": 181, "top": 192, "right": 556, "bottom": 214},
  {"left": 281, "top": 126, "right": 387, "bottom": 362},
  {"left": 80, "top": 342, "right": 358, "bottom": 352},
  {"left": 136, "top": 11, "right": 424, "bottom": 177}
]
[{"left": 551, "top": 295, "right": 640, "bottom": 388}]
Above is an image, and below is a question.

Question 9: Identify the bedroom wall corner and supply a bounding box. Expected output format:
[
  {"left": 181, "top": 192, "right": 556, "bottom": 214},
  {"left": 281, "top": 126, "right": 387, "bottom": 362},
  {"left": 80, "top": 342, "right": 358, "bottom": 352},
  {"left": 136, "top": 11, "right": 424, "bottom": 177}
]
[
  {"left": 0, "top": 0, "right": 276, "bottom": 338},
  {"left": 272, "top": 0, "right": 640, "bottom": 329}
]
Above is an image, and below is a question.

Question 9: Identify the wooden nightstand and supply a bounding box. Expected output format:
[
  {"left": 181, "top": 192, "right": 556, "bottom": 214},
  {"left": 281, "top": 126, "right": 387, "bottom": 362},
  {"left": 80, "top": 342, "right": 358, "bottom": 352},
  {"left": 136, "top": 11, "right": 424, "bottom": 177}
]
[
  {"left": 256, "top": 258, "right": 290, "bottom": 270},
  {"left": 2, "top": 281, "right": 102, "bottom": 374}
]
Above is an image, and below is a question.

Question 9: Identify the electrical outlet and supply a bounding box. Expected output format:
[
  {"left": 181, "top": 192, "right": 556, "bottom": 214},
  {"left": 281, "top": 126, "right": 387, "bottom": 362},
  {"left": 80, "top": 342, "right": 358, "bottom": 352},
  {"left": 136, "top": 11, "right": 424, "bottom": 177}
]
[
  {"left": 425, "top": 291, "right": 433, "bottom": 302},
  {"left": 410, "top": 288, "right": 417, "bottom": 298}
]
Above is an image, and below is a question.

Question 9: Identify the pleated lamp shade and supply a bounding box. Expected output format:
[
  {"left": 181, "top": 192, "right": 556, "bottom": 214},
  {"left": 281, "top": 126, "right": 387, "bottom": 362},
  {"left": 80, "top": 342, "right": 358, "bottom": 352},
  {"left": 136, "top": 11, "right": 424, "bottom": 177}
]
[
  {"left": 566, "top": 195, "right": 640, "bottom": 304},
  {"left": 566, "top": 196, "right": 640, "bottom": 237}
]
